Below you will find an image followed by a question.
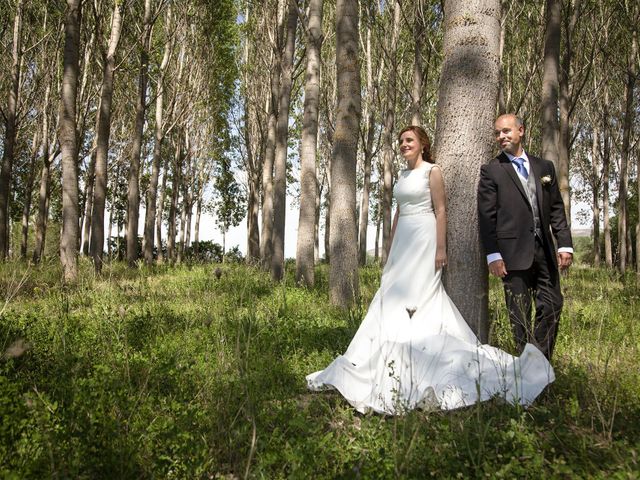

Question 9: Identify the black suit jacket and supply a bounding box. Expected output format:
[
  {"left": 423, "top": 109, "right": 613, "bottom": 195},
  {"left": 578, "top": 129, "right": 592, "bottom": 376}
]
[{"left": 477, "top": 152, "right": 573, "bottom": 271}]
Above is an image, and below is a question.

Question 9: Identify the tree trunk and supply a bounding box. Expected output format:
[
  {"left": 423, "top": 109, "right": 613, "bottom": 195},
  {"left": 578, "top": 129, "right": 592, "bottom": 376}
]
[
  {"left": 602, "top": 96, "right": 612, "bottom": 268},
  {"left": 0, "top": 0, "right": 23, "bottom": 259},
  {"left": 433, "top": 0, "right": 501, "bottom": 342},
  {"left": 21, "top": 130, "right": 40, "bottom": 258},
  {"left": 127, "top": 0, "right": 153, "bottom": 267},
  {"left": 167, "top": 140, "right": 182, "bottom": 263},
  {"left": 260, "top": 3, "right": 287, "bottom": 266},
  {"left": 541, "top": 0, "right": 561, "bottom": 167},
  {"left": 296, "top": 0, "right": 324, "bottom": 286},
  {"left": 330, "top": 0, "right": 361, "bottom": 307},
  {"left": 91, "top": 1, "right": 124, "bottom": 273},
  {"left": 144, "top": 17, "right": 171, "bottom": 264},
  {"left": 156, "top": 164, "right": 167, "bottom": 263},
  {"left": 33, "top": 84, "right": 53, "bottom": 264},
  {"left": 619, "top": 27, "right": 637, "bottom": 274},
  {"left": 381, "top": 1, "right": 401, "bottom": 266},
  {"left": 271, "top": 0, "right": 298, "bottom": 281},
  {"left": 358, "top": 22, "right": 376, "bottom": 266},
  {"left": 411, "top": 2, "right": 423, "bottom": 125},
  {"left": 497, "top": 0, "right": 507, "bottom": 114},
  {"left": 591, "top": 125, "right": 600, "bottom": 267},
  {"left": 59, "top": 0, "right": 83, "bottom": 283},
  {"left": 194, "top": 197, "right": 202, "bottom": 255},
  {"left": 82, "top": 148, "right": 96, "bottom": 255}
]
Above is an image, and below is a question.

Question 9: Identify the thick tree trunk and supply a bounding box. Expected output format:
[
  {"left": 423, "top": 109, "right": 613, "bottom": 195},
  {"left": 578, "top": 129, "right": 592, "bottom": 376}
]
[
  {"left": 541, "top": 0, "right": 560, "bottom": 166},
  {"left": 381, "top": 1, "right": 401, "bottom": 266},
  {"left": 271, "top": 0, "right": 298, "bottom": 281},
  {"left": 0, "top": 0, "right": 23, "bottom": 259},
  {"left": 127, "top": 0, "right": 153, "bottom": 266},
  {"left": 330, "top": 0, "right": 361, "bottom": 307},
  {"left": 59, "top": 0, "right": 83, "bottom": 283},
  {"left": 296, "top": 0, "right": 323, "bottom": 286},
  {"left": 91, "top": 2, "right": 124, "bottom": 273},
  {"left": 144, "top": 22, "right": 171, "bottom": 264},
  {"left": 433, "top": 0, "right": 501, "bottom": 341}
]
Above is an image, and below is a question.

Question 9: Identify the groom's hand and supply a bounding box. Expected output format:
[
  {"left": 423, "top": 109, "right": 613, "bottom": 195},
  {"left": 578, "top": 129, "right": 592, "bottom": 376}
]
[
  {"left": 488, "top": 260, "right": 507, "bottom": 278},
  {"left": 557, "top": 252, "right": 573, "bottom": 271}
]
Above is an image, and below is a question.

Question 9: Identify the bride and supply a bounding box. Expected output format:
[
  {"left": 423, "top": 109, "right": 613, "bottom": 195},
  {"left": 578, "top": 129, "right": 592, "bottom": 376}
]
[{"left": 306, "top": 126, "right": 554, "bottom": 415}]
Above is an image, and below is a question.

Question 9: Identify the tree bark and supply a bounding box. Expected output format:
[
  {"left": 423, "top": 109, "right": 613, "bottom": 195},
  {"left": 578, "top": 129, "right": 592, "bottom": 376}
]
[
  {"left": 602, "top": 121, "right": 612, "bottom": 268},
  {"left": 330, "top": 0, "right": 361, "bottom": 307},
  {"left": 541, "top": 0, "right": 561, "bottom": 167},
  {"left": 619, "top": 26, "right": 637, "bottom": 274},
  {"left": 381, "top": 1, "right": 401, "bottom": 266},
  {"left": 91, "top": 1, "right": 124, "bottom": 273},
  {"left": 591, "top": 125, "right": 600, "bottom": 267},
  {"left": 127, "top": 0, "right": 153, "bottom": 267},
  {"left": 243, "top": 4, "right": 261, "bottom": 264},
  {"left": 358, "top": 23, "right": 377, "bottom": 266},
  {"left": 271, "top": 0, "right": 298, "bottom": 281},
  {"left": 433, "top": 0, "right": 501, "bottom": 341},
  {"left": 33, "top": 83, "right": 53, "bottom": 264},
  {"left": 411, "top": 2, "right": 423, "bottom": 125},
  {"left": 59, "top": 0, "right": 83, "bottom": 283},
  {"left": 296, "top": 0, "right": 324, "bottom": 286},
  {"left": 167, "top": 138, "right": 182, "bottom": 263},
  {"left": 144, "top": 19, "right": 172, "bottom": 264},
  {"left": 0, "top": 0, "right": 23, "bottom": 259},
  {"left": 156, "top": 160, "right": 168, "bottom": 263},
  {"left": 557, "top": 0, "right": 583, "bottom": 228},
  {"left": 260, "top": 2, "right": 287, "bottom": 266},
  {"left": 82, "top": 148, "right": 96, "bottom": 255},
  {"left": 21, "top": 130, "right": 41, "bottom": 258}
]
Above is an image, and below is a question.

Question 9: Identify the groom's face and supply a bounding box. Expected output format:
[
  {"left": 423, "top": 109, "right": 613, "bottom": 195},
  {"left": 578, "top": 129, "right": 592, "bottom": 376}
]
[{"left": 494, "top": 116, "right": 524, "bottom": 155}]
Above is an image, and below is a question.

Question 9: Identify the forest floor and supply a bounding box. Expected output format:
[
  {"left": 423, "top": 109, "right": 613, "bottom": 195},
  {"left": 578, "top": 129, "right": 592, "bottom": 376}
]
[{"left": 1, "top": 256, "right": 639, "bottom": 478}]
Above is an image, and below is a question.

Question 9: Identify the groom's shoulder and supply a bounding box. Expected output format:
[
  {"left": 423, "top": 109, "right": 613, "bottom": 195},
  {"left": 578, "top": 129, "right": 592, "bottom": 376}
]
[
  {"left": 482, "top": 154, "right": 505, "bottom": 170},
  {"left": 528, "top": 154, "right": 556, "bottom": 171}
]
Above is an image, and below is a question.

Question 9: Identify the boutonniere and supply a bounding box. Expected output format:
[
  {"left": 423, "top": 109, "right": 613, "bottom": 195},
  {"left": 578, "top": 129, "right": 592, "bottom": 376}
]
[{"left": 540, "top": 175, "right": 552, "bottom": 185}]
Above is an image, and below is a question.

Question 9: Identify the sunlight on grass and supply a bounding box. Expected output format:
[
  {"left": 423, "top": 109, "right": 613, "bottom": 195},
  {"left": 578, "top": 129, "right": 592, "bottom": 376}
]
[{"left": 1, "top": 259, "right": 639, "bottom": 477}]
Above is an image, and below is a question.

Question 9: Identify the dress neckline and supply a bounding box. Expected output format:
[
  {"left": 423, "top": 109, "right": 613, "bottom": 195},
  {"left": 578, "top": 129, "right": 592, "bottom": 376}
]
[{"left": 405, "top": 162, "right": 429, "bottom": 172}]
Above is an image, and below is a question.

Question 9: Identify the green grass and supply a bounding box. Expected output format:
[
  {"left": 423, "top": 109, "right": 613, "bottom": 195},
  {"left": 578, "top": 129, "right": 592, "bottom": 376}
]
[{"left": 1, "top": 258, "right": 639, "bottom": 478}]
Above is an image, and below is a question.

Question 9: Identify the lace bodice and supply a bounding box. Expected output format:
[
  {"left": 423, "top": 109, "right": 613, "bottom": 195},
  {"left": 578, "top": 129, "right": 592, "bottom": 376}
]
[{"left": 394, "top": 162, "right": 436, "bottom": 216}]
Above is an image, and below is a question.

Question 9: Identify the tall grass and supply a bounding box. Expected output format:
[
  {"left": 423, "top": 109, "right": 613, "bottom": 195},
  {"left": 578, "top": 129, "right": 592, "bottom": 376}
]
[{"left": 1, "top": 258, "right": 638, "bottom": 478}]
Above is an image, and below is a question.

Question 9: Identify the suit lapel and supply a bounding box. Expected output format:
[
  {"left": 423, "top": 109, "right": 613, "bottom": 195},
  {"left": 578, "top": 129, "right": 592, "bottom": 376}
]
[{"left": 498, "top": 152, "right": 530, "bottom": 206}]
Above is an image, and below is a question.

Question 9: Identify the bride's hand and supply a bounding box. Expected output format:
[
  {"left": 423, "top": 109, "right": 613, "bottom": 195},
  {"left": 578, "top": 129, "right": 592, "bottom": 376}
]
[{"left": 435, "top": 248, "right": 447, "bottom": 270}]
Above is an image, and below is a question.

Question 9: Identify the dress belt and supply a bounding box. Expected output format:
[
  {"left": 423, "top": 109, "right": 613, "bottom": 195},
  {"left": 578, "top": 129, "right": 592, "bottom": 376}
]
[{"left": 399, "top": 210, "right": 434, "bottom": 217}]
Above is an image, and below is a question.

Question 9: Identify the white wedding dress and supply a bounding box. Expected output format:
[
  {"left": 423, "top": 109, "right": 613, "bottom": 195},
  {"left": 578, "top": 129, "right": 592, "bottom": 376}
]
[{"left": 306, "top": 162, "right": 554, "bottom": 415}]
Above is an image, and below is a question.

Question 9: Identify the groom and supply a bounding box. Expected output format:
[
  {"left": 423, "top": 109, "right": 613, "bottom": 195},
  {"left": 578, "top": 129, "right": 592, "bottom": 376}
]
[{"left": 477, "top": 114, "right": 573, "bottom": 360}]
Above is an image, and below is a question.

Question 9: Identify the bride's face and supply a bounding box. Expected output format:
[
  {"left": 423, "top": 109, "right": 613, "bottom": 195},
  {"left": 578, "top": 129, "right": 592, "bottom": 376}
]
[{"left": 399, "top": 131, "right": 423, "bottom": 162}]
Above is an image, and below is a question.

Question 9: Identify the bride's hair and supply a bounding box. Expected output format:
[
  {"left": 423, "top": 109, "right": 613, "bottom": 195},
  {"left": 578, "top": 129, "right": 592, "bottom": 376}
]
[{"left": 397, "top": 126, "right": 434, "bottom": 164}]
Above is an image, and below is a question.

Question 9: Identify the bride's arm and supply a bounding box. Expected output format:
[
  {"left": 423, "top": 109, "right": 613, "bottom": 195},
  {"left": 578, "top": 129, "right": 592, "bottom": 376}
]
[{"left": 429, "top": 166, "right": 448, "bottom": 270}]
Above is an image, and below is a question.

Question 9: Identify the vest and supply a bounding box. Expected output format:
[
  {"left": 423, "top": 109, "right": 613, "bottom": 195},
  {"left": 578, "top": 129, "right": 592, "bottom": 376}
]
[{"left": 516, "top": 169, "right": 542, "bottom": 238}]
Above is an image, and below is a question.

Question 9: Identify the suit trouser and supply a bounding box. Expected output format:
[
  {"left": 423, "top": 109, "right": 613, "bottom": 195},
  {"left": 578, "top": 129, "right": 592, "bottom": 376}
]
[{"left": 501, "top": 236, "right": 563, "bottom": 360}]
